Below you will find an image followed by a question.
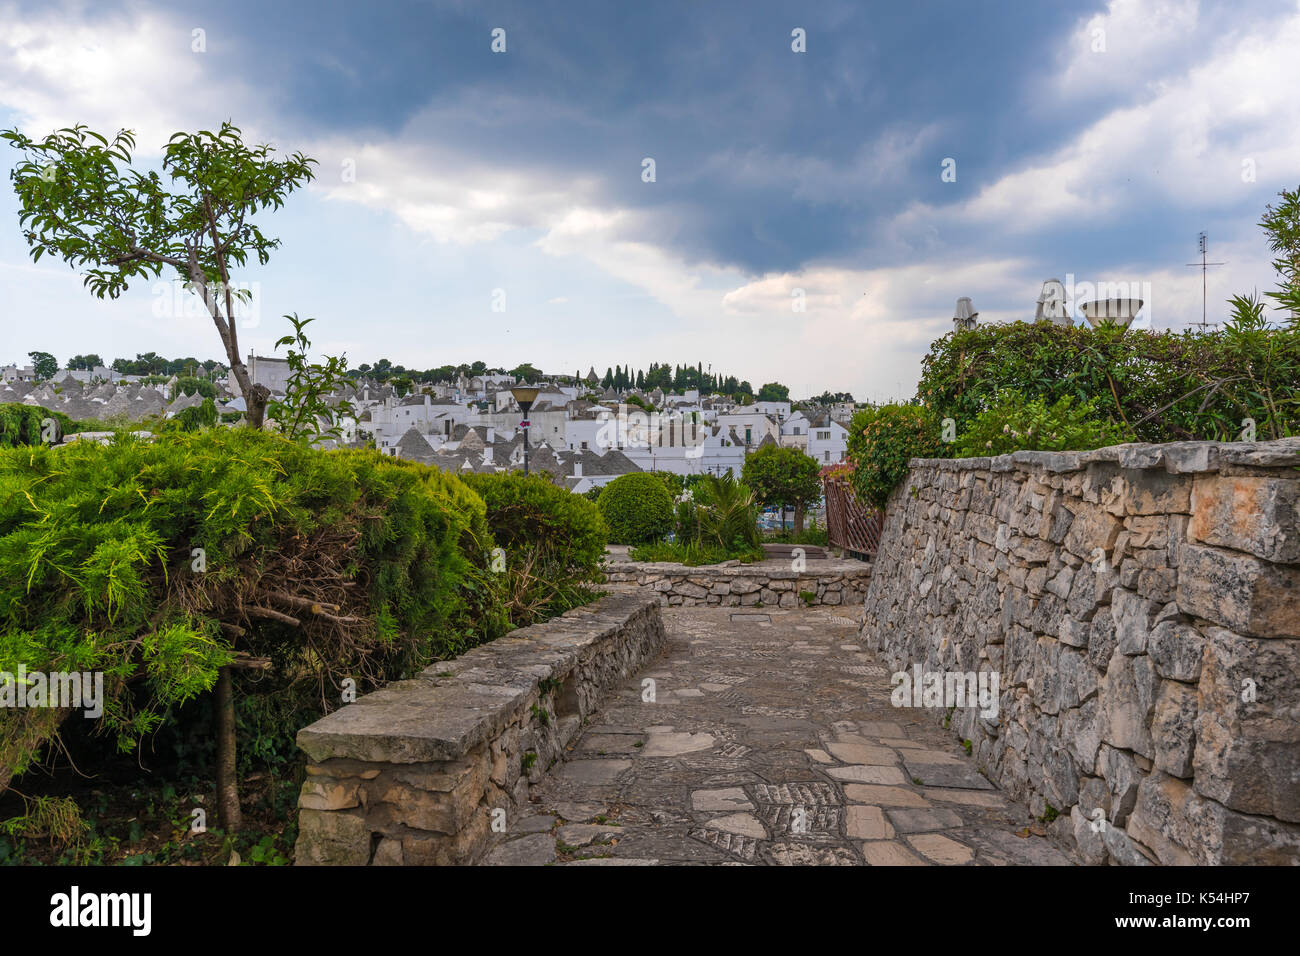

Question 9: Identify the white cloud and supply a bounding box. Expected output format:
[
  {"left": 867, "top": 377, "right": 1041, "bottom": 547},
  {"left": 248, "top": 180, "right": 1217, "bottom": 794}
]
[{"left": 0, "top": 2, "right": 263, "bottom": 152}]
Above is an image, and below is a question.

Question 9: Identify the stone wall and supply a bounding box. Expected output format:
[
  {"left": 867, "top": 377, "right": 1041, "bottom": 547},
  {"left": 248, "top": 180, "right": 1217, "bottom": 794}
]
[
  {"left": 293, "top": 592, "right": 665, "bottom": 865},
  {"left": 858, "top": 439, "right": 1300, "bottom": 865},
  {"left": 602, "top": 559, "right": 870, "bottom": 608}
]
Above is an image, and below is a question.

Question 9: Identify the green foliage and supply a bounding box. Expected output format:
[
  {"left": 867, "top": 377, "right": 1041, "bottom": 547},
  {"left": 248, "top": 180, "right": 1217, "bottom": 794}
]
[
  {"left": 848, "top": 403, "right": 946, "bottom": 509},
  {"left": 66, "top": 354, "right": 103, "bottom": 371},
  {"left": 672, "top": 472, "right": 762, "bottom": 559},
  {"left": 1253, "top": 185, "right": 1300, "bottom": 322},
  {"left": 175, "top": 376, "right": 216, "bottom": 400},
  {"left": 28, "top": 351, "right": 57, "bottom": 380},
  {"left": 172, "top": 397, "right": 218, "bottom": 433},
  {"left": 918, "top": 321, "right": 1300, "bottom": 443},
  {"left": 628, "top": 539, "right": 762, "bottom": 566},
  {"left": 597, "top": 472, "right": 674, "bottom": 544},
  {"left": 756, "top": 382, "right": 789, "bottom": 403},
  {"left": 953, "top": 390, "right": 1132, "bottom": 457},
  {"left": 266, "top": 314, "right": 354, "bottom": 444},
  {"left": 459, "top": 472, "right": 607, "bottom": 628},
  {"left": 0, "top": 403, "right": 53, "bottom": 447},
  {"left": 741, "top": 445, "right": 821, "bottom": 515},
  {"left": 3, "top": 122, "right": 316, "bottom": 301},
  {"left": 0, "top": 429, "right": 496, "bottom": 783},
  {"left": 650, "top": 470, "right": 684, "bottom": 498}
]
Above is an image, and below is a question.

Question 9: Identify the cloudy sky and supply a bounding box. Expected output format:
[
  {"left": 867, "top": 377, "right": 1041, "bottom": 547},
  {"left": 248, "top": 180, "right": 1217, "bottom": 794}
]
[{"left": 1, "top": 0, "right": 1297, "bottom": 402}]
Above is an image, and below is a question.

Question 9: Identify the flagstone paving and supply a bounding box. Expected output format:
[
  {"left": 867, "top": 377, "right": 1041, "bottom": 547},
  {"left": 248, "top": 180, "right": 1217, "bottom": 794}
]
[{"left": 483, "top": 605, "right": 1075, "bottom": 866}]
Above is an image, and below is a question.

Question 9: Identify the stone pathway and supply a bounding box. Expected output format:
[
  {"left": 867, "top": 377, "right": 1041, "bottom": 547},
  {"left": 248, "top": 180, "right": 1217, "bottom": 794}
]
[{"left": 483, "top": 605, "right": 1074, "bottom": 866}]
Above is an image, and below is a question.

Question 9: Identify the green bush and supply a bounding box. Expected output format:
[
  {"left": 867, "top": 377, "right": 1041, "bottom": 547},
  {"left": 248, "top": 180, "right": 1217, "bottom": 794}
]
[
  {"left": 172, "top": 397, "right": 217, "bottom": 432},
  {"left": 597, "top": 472, "right": 674, "bottom": 544},
  {"left": 848, "top": 402, "right": 946, "bottom": 510},
  {"left": 919, "top": 320, "right": 1300, "bottom": 443},
  {"left": 650, "top": 470, "right": 684, "bottom": 498},
  {"left": 0, "top": 403, "right": 50, "bottom": 447},
  {"left": 0, "top": 429, "right": 498, "bottom": 791},
  {"left": 953, "top": 390, "right": 1132, "bottom": 457},
  {"left": 629, "top": 539, "right": 761, "bottom": 566},
  {"left": 459, "top": 472, "right": 607, "bottom": 627}
]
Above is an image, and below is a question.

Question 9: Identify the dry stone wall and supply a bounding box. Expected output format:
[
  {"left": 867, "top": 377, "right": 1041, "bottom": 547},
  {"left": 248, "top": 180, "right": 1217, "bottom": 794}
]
[
  {"left": 603, "top": 559, "right": 870, "bottom": 608},
  {"left": 859, "top": 439, "right": 1300, "bottom": 865},
  {"left": 293, "top": 592, "right": 665, "bottom": 865}
]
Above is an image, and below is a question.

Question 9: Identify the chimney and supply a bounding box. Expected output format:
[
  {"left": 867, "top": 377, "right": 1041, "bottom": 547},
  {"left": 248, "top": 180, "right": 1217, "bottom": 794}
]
[
  {"left": 574, "top": 459, "right": 582, "bottom": 478},
  {"left": 486, "top": 426, "right": 495, "bottom": 444},
  {"left": 424, "top": 393, "right": 430, "bottom": 409}
]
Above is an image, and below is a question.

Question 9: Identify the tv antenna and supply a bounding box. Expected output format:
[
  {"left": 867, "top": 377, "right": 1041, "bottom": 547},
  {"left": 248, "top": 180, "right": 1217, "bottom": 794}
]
[{"left": 1185, "top": 232, "right": 1226, "bottom": 330}]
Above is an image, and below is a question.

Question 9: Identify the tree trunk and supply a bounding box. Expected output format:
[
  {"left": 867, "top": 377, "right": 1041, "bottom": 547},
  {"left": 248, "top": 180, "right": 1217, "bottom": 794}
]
[
  {"left": 214, "top": 666, "right": 242, "bottom": 832},
  {"left": 794, "top": 503, "right": 806, "bottom": 535}
]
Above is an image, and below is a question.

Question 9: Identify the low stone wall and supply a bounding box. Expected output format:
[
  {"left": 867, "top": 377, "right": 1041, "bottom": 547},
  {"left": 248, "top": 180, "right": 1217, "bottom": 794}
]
[
  {"left": 859, "top": 439, "right": 1300, "bottom": 865},
  {"left": 293, "top": 592, "right": 665, "bottom": 865},
  {"left": 603, "top": 558, "right": 870, "bottom": 608}
]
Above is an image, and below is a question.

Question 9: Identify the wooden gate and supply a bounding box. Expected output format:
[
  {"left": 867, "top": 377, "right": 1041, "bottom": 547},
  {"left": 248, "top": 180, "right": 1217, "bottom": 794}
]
[{"left": 822, "top": 474, "right": 883, "bottom": 559}]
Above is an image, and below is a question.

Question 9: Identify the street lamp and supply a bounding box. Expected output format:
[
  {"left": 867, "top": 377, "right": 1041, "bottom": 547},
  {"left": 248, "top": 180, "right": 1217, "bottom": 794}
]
[{"left": 510, "top": 384, "right": 540, "bottom": 476}]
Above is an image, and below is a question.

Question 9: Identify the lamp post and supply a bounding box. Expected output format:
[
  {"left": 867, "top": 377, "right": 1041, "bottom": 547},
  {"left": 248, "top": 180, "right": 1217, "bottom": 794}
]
[{"left": 510, "top": 384, "right": 540, "bottom": 476}]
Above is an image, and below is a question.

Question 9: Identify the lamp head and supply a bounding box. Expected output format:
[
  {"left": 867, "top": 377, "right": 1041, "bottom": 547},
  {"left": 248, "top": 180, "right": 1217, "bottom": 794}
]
[{"left": 510, "top": 384, "right": 540, "bottom": 412}]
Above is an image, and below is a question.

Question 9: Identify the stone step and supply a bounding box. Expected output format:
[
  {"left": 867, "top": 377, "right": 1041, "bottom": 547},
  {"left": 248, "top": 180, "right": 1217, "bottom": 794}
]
[{"left": 761, "top": 543, "right": 828, "bottom": 559}]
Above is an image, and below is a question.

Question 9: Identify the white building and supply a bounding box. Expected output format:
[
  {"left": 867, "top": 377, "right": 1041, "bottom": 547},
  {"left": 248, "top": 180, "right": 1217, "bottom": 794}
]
[
  {"left": 780, "top": 410, "right": 811, "bottom": 449},
  {"left": 808, "top": 418, "right": 850, "bottom": 465}
]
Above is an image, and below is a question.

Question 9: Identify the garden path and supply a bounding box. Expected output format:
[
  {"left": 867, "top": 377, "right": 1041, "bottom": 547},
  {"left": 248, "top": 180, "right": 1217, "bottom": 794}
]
[{"left": 482, "top": 605, "right": 1074, "bottom": 865}]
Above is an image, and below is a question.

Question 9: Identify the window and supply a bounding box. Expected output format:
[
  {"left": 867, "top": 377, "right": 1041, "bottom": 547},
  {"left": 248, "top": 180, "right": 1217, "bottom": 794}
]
[
  {"left": 823, "top": 450, "right": 830, "bottom": 461},
  {"left": 816, "top": 430, "right": 831, "bottom": 440},
  {"left": 581, "top": 441, "right": 588, "bottom": 449}
]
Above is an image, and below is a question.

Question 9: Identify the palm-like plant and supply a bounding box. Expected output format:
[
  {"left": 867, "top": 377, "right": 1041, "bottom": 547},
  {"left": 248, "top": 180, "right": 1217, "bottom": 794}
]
[{"left": 694, "top": 473, "right": 760, "bottom": 551}]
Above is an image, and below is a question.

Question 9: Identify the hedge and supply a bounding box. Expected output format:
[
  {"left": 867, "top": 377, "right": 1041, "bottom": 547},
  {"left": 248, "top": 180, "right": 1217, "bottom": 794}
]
[{"left": 0, "top": 429, "right": 497, "bottom": 792}]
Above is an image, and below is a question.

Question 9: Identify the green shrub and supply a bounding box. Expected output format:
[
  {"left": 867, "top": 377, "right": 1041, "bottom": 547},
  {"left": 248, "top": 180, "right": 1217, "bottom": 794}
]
[
  {"left": 459, "top": 472, "right": 607, "bottom": 626},
  {"left": 688, "top": 472, "right": 761, "bottom": 552},
  {"left": 597, "top": 472, "right": 674, "bottom": 544},
  {"left": 0, "top": 429, "right": 498, "bottom": 791},
  {"left": 172, "top": 397, "right": 217, "bottom": 432},
  {"left": 650, "top": 470, "right": 684, "bottom": 498},
  {"left": 953, "top": 390, "right": 1132, "bottom": 457},
  {"left": 0, "top": 403, "right": 50, "bottom": 447},
  {"left": 848, "top": 402, "right": 946, "bottom": 510},
  {"left": 919, "top": 320, "right": 1300, "bottom": 443},
  {"left": 629, "top": 539, "right": 761, "bottom": 565}
]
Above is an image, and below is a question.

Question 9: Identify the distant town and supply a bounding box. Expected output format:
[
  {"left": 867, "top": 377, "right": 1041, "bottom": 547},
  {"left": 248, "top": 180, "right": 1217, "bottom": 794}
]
[{"left": 2, "top": 354, "right": 857, "bottom": 494}]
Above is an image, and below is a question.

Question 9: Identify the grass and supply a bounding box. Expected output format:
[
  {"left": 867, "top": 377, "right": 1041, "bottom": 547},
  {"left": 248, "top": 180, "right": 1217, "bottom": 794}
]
[{"left": 628, "top": 540, "right": 764, "bottom": 566}]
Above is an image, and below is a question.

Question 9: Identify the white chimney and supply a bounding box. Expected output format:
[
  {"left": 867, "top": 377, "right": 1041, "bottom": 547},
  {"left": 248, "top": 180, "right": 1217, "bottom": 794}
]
[
  {"left": 486, "top": 426, "right": 495, "bottom": 444},
  {"left": 574, "top": 460, "right": 582, "bottom": 477}
]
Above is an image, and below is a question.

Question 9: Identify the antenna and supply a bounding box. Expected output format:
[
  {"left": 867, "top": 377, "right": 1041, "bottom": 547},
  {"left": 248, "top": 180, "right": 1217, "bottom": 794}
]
[{"left": 1185, "top": 231, "right": 1226, "bottom": 330}]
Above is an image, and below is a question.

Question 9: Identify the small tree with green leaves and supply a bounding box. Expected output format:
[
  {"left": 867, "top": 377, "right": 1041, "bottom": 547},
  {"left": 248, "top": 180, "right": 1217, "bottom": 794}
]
[
  {"left": 3, "top": 122, "right": 317, "bottom": 428},
  {"left": 27, "top": 351, "right": 57, "bottom": 380},
  {"left": 742, "top": 444, "right": 821, "bottom": 533},
  {"left": 267, "top": 314, "right": 354, "bottom": 445}
]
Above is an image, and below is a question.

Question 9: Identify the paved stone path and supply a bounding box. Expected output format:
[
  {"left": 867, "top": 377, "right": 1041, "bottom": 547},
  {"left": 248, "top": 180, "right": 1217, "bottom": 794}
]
[{"left": 484, "top": 605, "right": 1074, "bottom": 866}]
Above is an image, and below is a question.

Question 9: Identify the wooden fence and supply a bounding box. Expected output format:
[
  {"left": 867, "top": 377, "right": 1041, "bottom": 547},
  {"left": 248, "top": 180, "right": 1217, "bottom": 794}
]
[{"left": 822, "top": 475, "right": 884, "bottom": 559}]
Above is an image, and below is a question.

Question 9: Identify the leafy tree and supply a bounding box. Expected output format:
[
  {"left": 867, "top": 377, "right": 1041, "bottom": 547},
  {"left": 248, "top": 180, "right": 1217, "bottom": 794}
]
[
  {"left": 175, "top": 375, "right": 216, "bottom": 399},
  {"left": 1229, "top": 185, "right": 1300, "bottom": 327},
  {"left": 4, "top": 122, "right": 317, "bottom": 429},
  {"left": 757, "top": 382, "right": 790, "bottom": 403},
  {"left": 742, "top": 444, "right": 822, "bottom": 533},
  {"left": 509, "top": 362, "right": 542, "bottom": 382},
  {"left": 27, "top": 351, "right": 57, "bottom": 380},
  {"left": 66, "top": 354, "right": 103, "bottom": 371}
]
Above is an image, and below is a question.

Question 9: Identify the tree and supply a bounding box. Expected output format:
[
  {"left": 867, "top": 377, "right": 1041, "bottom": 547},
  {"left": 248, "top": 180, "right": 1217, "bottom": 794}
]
[
  {"left": 757, "top": 382, "right": 790, "bottom": 403},
  {"left": 66, "top": 353, "right": 103, "bottom": 370},
  {"left": 509, "top": 362, "right": 542, "bottom": 382},
  {"left": 742, "top": 445, "right": 822, "bottom": 534},
  {"left": 1229, "top": 185, "right": 1300, "bottom": 327},
  {"left": 3, "top": 122, "right": 317, "bottom": 429},
  {"left": 27, "top": 351, "right": 57, "bottom": 380}
]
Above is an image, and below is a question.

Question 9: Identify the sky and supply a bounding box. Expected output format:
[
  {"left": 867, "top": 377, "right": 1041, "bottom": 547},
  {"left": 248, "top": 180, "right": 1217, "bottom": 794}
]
[{"left": 0, "top": 0, "right": 1298, "bottom": 403}]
